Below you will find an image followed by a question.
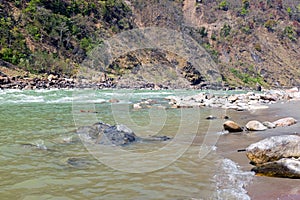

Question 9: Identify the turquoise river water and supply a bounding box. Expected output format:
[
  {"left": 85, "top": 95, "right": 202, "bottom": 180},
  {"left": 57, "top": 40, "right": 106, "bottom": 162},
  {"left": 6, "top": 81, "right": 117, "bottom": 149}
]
[{"left": 0, "top": 89, "right": 299, "bottom": 200}]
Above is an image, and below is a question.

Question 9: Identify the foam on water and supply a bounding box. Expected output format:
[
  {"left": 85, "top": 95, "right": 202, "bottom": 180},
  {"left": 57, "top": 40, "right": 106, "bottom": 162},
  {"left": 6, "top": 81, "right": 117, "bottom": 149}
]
[
  {"left": 4, "top": 94, "right": 45, "bottom": 104},
  {"left": 46, "top": 97, "right": 74, "bottom": 104},
  {"left": 214, "top": 158, "right": 254, "bottom": 200}
]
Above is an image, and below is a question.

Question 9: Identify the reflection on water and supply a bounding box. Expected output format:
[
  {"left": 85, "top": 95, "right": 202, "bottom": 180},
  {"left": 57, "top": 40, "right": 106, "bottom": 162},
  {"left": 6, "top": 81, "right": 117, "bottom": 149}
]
[{"left": 0, "top": 89, "right": 254, "bottom": 199}]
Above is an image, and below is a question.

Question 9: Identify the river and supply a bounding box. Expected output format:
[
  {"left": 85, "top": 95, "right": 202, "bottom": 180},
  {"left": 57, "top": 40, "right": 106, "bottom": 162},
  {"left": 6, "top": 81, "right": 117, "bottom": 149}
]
[{"left": 0, "top": 89, "right": 299, "bottom": 199}]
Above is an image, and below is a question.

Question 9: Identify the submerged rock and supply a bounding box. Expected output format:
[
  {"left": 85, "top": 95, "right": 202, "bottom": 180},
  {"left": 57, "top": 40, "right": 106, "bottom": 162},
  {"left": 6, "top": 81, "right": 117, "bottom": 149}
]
[
  {"left": 65, "top": 157, "right": 92, "bottom": 168},
  {"left": 246, "top": 135, "right": 300, "bottom": 165},
  {"left": 252, "top": 158, "right": 300, "bottom": 178},
  {"left": 245, "top": 120, "right": 267, "bottom": 131},
  {"left": 76, "top": 122, "right": 171, "bottom": 146},
  {"left": 108, "top": 98, "right": 120, "bottom": 103},
  {"left": 223, "top": 120, "right": 243, "bottom": 132},
  {"left": 206, "top": 115, "right": 217, "bottom": 120},
  {"left": 273, "top": 117, "right": 297, "bottom": 127}
]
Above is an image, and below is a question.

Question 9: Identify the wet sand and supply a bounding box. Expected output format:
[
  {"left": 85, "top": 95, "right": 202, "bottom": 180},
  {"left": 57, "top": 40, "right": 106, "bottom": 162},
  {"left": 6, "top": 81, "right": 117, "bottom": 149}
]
[{"left": 216, "top": 100, "right": 300, "bottom": 200}]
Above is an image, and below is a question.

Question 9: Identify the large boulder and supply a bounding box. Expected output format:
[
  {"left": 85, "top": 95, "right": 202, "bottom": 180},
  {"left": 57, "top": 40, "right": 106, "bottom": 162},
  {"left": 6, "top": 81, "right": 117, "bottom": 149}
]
[
  {"left": 227, "top": 95, "right": 238, "bottom": 103},
  {"left": 260, "top": 94, "right": 277, "bottom": 101},
  {"left": 0, "top": 76, "right": 10, "bottom": 84},
  {"left": 251, "top": 158, "right": 300, "bottom": 178},
  {"left": 246, "top": 135, "right": 300, "bottom": 165},
  {"left": 223, "top": 120, "right": 243, "bottom": 132},
  {"left": 273, "top": 117, "right": 297, "bottom": 127},
  {"left": 246, "top": 120, "right": 267, "bottom": 131},
  {"left": 98, "top": 124, "right": 137, "bottom": 145},
  {"left": 76, "top": 122, "right": 171, "bottom": 146},
  {"left": 77, "top": 122, "right": 137, "bottom": 146}
]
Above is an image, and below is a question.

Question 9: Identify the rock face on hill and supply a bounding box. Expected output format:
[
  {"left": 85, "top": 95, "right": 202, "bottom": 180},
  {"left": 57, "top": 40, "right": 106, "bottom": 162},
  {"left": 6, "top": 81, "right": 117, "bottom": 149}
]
[{"left": 126, "top": 0, "right": 300, "bottom": 87}]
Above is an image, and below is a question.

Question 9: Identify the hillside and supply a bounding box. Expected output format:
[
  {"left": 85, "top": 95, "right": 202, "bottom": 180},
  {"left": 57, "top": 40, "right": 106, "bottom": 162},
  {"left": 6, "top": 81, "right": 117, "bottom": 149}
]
[
  {"left": 127, "top": 0, "right": 300, "bottom": 88},
  {"left": 0, "top": 0, "right": 135, "bottom": 75},
  {"left": 0, "top": 0, "right": 300, "bottom": 88}
]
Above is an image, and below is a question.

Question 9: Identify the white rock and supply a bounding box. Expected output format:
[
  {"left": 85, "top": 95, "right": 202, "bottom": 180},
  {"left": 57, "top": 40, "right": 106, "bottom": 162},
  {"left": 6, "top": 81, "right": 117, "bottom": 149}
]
[
  {"left": 133, "top": 103, "right": 142, "bottom": 109},
  {"left": 246, "top": 135, "right": 300, "bottom": 165},
  {"left": 273, "top": 117, "right": 297, "bottom": 127},
  {"left": 246, "top": 120, "right": 267, "bottom": 131}
]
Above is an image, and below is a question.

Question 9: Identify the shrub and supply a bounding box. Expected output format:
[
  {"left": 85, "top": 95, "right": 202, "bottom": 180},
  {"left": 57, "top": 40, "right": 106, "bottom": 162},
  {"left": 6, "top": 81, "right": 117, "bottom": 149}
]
[
  {"left": 199, "top": 27, "right": 208, "bottom": 37},
  {"left": 241, "top": 25, "right": 252, "bottom": 34},
  {"left": 283, "top": 26, "right": 297, "bottom": 41},
  {"left": 80, "top": 37, "right": 93, "bottom": 51},
  {"left": 220, "top": 24, "right": 231, "bottom": 37},
  {"left": 287, "top": 7, "right": 292, "bottom": 18},
  {"left": 254, "top": 43, "right": 262, "bottom": 52},
  {"left": 0, "top": 48, "right": 27, "bottom": 65},
  {"left": 230, "top": 68, "right": 264, "bottom": 85},
  {"left": 219, "top": 0, "right": 229, "bottom": 11},
  {"left": 264, "top": 20, "right": 277, "bottom": 32},
  {"left": 242, "top": 0, "right": 250, "bottom": 9}
]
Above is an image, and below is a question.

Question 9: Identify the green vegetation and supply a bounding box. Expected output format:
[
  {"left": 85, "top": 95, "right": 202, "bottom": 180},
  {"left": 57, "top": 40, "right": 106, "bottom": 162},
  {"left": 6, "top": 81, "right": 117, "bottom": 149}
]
[
  {"left": 254, "top": 43, "right": 262, "bottom": 52},
  {"left": 199, "top": 27, "right": 208, "bottom": 37},
  {"left": 239, "top": 0, "right": 250, "bottom": 16},
  {"left": 203, "top": 43, "right": 219, "bottom": 63},
  {"left": 220, "top": 24, "right": 231, "bottom": 37},
  {"left": 264, "top": 20, "right": 277, "bottom": 32},
  {"left": 218, "top": 0, "right": 229, "bottom": 11},
  {"left": 230, "top": 67, "right": 265, "bottom": 85},
  {"left": 287, "top": 7, "right": 292, "bottom": 18},
  {"left": 283, "top": 26, "right": 297, "bottom": 42},
  {"left": 241, "top": 25, "right": 252, "bottom": 34},
  {"left": 0, "top": 0, "right": 134, "bottom": 76}
]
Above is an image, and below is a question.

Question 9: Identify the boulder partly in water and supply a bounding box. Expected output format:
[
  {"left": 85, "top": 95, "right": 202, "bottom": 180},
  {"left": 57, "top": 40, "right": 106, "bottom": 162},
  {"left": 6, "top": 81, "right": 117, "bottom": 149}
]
[
  {"left": 76, "top": 122, "right": 171, "bottom": 146},
  {"left": 252, "top": 158, "right": 300, "bottom": 178},
  {"left": 245, "top": 135, "right": 300, "bottom": 178},
  {"left": 246, "top": 135, "right": 300, "bottom": 165},
  {"left": 223, "top": 120, "right": 243, "bottom": 132}
]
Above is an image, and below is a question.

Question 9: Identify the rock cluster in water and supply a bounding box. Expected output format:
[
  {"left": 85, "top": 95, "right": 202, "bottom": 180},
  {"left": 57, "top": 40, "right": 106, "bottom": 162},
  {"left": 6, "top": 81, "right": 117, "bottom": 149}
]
[{"left": 245, "top": 135, "right": 300, "bottom": 178}]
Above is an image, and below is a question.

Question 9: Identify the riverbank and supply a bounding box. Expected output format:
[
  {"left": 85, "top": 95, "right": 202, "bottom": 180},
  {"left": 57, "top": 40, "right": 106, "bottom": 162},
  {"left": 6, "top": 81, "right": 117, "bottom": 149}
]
[
  {"left": 0, "top": 66, "right": 262, "bottom": 90},
  {"left": 215, "top": 100, "right": 300, "bottom": 199}
]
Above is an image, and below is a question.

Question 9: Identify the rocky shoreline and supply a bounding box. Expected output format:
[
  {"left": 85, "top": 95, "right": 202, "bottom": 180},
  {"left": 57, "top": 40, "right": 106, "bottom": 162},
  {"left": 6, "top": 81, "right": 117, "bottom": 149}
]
[
  {"left": 164, "top": 87, "right": 300, "bottom": 111},
  {"left": 161, "top": 88, "right": 300, "bottom": 179},
  {"left": 0, "top": 70, "right": 255, "bottom": 90},
  {"left": 0, "top": 73, "right": 117, "bottom": 90}
]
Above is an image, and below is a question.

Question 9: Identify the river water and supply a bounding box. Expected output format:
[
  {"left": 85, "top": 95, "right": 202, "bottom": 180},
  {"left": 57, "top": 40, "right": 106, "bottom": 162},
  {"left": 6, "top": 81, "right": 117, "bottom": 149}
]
[{"left": 0, "top": 89, "right": 299, "bottom": 199}]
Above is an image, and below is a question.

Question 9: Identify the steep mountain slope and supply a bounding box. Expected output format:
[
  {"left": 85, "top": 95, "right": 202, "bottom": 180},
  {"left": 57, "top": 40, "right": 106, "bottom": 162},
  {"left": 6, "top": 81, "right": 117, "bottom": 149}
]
[
  {"left": 0, "top": 0, "right": 135, "bottom": 75},
  {"left": 0, "top": 0, "right": 299, "bottom": 88},
  {"left": 127, "top": 0, "right": 300, "bottom": 87}
]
